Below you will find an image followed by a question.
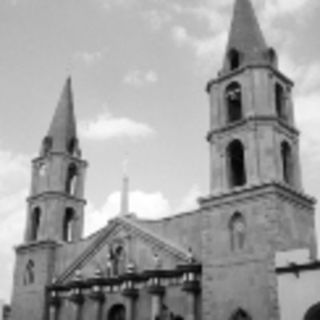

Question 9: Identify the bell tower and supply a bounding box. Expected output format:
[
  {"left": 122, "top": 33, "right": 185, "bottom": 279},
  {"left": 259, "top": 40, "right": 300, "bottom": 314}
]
[
  {"left": 207, "top": 0, "right": 301, "bottom": 195},
  {"left": 11, "top": 78, "right": 87, "bottom": 320},
  {"left": 201, "top": 0, "right": 317, "bottom": 319},
  {"left": 25, "top": 77, "right": 87, "bottom": 243}
]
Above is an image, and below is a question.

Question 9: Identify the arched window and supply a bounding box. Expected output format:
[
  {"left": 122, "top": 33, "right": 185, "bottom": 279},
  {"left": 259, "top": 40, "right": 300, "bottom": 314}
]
[
  {"left": 228, "top": 49, "right": 241, "bottom": 70},
  {"left": 42, "top": 136, "right": 52, "bottom": 156},
  {"left": 230, "top": 308, "right": 251, "bottom": 320},
  {"left": 275, "top": 83, "right": 286, "bottom": 120},
  {"left": 281, "top": 141, "right": 293, "bottom": 185},
  {"left": 67, "top": 137, "right": 77, "bottom": 156},
  {"left": 229, "top": 212, "right": 246, "bottom": 251},
  {"left": 227, "top": 140, "right": 246, "bottom": 187},
  {"left": 30, "top": 207, "right": 41, "bottom": 241},
  {"left": 65, "top": 163, "right": 78, "bottom": 195},
  {"left": 226, "top": 82, "right": 243, "bottom": 123},
  {"left": 23, "top": 260, "right": 35, "bottom": 285},
  {"left": 63, "top": 208, "right": 75, "bottom": 242},
  {"left": 108, "top": 304, "right": 126, "bottom": 320},
  {"left": 304, "top": 303, "right": 320, "bottom": 320}
]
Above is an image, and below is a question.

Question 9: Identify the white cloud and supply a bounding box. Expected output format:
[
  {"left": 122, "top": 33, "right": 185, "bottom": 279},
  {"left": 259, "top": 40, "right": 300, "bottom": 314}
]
[
  {"left": 176, "top": 185, "right": 201, "bottom": 213},
  {"left": 74, "top": 48, "right": 107, "bottom": 66},
  {"left": 124, "top": 70, "right": 158, "bottom": 87},
  {"left": 0, "top": 148, "right": 30, "bottom": 302},
  {"left": 79, "top": 111, "right": 155, "bottom": 141},
  {"left": 142, "top": 10, "right": 172, "bottom": 31},
  {"left": 172, "top": 25, "right": 227, "bottom": 73},
  {"left": 84, "top": 190, "right": 171, "bottom": 236}
]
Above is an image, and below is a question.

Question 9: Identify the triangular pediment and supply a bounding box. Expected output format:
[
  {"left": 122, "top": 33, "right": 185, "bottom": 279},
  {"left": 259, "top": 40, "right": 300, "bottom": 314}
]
[{"left": 56, "top": 216, "right": 189, "bottom": 284}]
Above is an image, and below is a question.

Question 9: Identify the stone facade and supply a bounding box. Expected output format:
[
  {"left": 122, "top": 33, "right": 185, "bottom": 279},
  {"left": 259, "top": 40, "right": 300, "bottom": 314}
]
[{"left": 9, "top": 0, "right": 318, "bottom": 320}]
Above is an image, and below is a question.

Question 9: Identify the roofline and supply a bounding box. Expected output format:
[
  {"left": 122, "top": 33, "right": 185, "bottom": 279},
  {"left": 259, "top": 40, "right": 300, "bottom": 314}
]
[{"left": 276, "top": 261, "right": 320, "bottom": 275}]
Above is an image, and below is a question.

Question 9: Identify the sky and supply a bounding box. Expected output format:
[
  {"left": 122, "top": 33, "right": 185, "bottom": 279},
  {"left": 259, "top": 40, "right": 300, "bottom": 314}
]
[{"left": 0, "top": 0, "right": 319, "bottom": 302}]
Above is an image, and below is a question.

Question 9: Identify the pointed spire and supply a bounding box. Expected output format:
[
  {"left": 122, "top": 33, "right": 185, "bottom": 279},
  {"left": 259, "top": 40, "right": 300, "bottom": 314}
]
[
  {"left": 222, "top": 0, "right": 273, "bottom": 73},
  {"left": 45, "top": 77, "right": 78, "bottom": 154},
  {"left": 120, "top": 157, "right": 129, "bottom": 216}
]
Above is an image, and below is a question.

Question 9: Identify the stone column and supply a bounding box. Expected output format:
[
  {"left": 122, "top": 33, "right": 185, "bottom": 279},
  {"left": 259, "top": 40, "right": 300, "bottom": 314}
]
[
  {"left": 70, "top": 291, "right": 84, "bottom": 320},
  {"left": 148, "top": 286, "right": 165, "bottom": 320},
  {"left": 184, "top": 288, "right": 199, "bottom": 320},
  {"left": 123, "top": 289, "right": 138, "bottom": 320},
  {"left": 48, "top": 294, "right": 60, "bottom": 320},
  {"left": 89, "top": 291, "right": 105, "bottom": 320}
]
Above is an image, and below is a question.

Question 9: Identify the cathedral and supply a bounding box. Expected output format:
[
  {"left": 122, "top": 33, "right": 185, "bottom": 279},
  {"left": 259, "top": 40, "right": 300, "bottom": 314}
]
[{"left": 9, "top": 0, "right": 320, "bottom": 320}]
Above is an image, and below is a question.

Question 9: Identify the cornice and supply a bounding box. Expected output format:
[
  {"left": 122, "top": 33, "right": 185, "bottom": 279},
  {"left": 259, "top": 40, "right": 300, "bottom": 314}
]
[
  {"left": 206, "top": 116, "right": 299, "bottom": 142},
  {"left": 206, "top": 64, "right": 294, "bottom": 93},
  {"left": 27, "top": 192, "right": 87, "bottom": 205},
  {"left": 199, "top": 182, "right": 315, "bottom": 210}
]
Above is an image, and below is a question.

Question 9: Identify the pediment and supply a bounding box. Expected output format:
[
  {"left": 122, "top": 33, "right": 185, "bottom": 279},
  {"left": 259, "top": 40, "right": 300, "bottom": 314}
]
[{"left": 56, "top": 216, "right": 189, "bottom": 284}]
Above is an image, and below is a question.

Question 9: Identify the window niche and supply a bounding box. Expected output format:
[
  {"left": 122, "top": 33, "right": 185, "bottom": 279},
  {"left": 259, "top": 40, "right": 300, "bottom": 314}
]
[
  {"left": 67, "top": 137, "right": 78, "bottom": 156},
  {"left": 23, "top": 260, "right": 35, "bottom": 286},
  {"left": 227, "top": 140, "right": 247, "bottom": 188},
  {"left": 229, "top": 212, "right": 246, "bottom": 251},
  {"left": 63, "top": 208, "right": 75, "bottom": 242},
  {"left": 228, "top": 48, "right": 241, "bottom": 70},
  {"left": 65, "top": 163, "right": 78, "bottom": 195},
  {"left": 230, "top": 309, "right": 252, "bottom": 320},
  {"left": 30, "top": 207, "right": 41, "bottom": 241},
  {"left": 226, "top": 82, "right": 243, "bottom": 123},
  {"left": 275, "top": 83, "right": 287, "bottom": 120},
  {"left": 281, "top": 141, "right": 294, "bottom": 185}
]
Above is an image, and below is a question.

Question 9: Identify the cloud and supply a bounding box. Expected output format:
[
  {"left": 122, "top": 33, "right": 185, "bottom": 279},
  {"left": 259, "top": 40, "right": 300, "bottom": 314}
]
[
  {"left": 142, "top": 10, "right": 172, "bottom": 31},
  {"left": 0, "top": 148, "right": 30, "bottom": 302},
  {"left": 176, "top": 185, "right": 201, "bottom": 213},
  {"left": 79, "top": 111, "right": 155, "bottom": 141},
  {"left": 74, "top": 48, "right": 107, "bottom": 66},
  {"left": 124, "top": 70, "right": 158, "bottom": 87},
  {"left": 84, "top": 190, "right": 171, "bottom": 235},
  {"left": 172, "top": 25, "right": 227, "bottom": 73}
]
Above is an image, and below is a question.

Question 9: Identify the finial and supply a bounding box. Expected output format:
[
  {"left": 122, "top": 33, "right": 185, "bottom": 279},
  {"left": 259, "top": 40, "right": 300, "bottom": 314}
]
[
  {"left": 153, "top": 253, "right": 162, "bottom": 270},
  {"left": 120, "top": 154, "right": 130, "bottom": 216},
  {"left": 187, "top": 247, "right": 196, "bottom": 264},
  {"left": 127, "top": 261, "right": 135, "bottom": 274},
  {"left": 74, "top": 269, "right": 82, "bottom": 282},
  {"left": 94, "top": 268, "right": 103, "bottom": 279}
]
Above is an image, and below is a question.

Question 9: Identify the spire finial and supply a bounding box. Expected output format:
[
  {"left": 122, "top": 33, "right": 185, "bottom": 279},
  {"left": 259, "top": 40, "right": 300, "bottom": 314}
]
[{"left": 120, "top": 155, "right": 130, "bottom": 216}]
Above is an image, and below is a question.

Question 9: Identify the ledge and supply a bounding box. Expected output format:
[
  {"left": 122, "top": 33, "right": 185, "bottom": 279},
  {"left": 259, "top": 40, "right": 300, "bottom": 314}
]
[
  {"left": 276, "top": 261, "right": 320, "bottom": 275},
  {"left": 206, "top": 64, "right": 294, "bottom": 93},
  {"left": 199, "top": 182, "right": 316, "bottom": 210}
]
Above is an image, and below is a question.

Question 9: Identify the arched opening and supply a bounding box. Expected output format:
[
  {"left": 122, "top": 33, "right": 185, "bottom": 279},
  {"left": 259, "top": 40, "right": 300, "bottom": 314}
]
[
  {"left": 30, "top": 207, "right": 41, "bottom": 241},
  {"left": 108, "top": 304, "right": 126, "bottom": 320},
  {"left": 230, "top": 308, "right": 252, "bottom": 320},
  {"left": 23, "top": 260, "right": 35, "bottom": 285},
  {"left": 228, "top": 49, "right": 241, "bottom": 70},
  {"left": 67, "top": 137, "right": 77, "bottom": 156},
  {"left": 227, "top": 140, "right": 246, "bottom": 187},
  {"left": 229, "top": 212, "right": 246, "bottom": 251},
  {"left": 304, "top": 303, "right": 320, "bottom": 320},
  {"left": 65, "top": 163, "right": 78, "bottom": 195},
  {"left": 63, "top": 208, "right": 75, "bottom": 242},
  {"left": 42, "top": 136, "right": 52, "bottom": 156},
  {"left": 281, "top": 141, "right": 293, "bottom": 185},
  {"left": 226, "top": 82, "right": 243, "bottom": 123},
  {"left": 275, "top": 83, "right": 286, "bottom": 120}
]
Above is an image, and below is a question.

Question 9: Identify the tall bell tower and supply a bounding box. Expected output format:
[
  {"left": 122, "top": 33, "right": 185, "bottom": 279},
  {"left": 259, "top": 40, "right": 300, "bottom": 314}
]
[
  {"left": 26, "top": 76, "right": 87, "bottom": 243},
  {"left": 11, "top": 77, "right": 87, "bottom": 320},
  {"left": 201, "top": 0, "right": 317, "bottom": 319}
]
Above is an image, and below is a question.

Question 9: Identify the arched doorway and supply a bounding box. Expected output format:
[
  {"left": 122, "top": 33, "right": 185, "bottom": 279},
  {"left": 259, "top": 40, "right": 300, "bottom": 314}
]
[
  {"left": 304, "top": 303, "right": 320, "bottom": 320},
  {"left": 108, "top": 304, "right": 126, "bottom": 320}
]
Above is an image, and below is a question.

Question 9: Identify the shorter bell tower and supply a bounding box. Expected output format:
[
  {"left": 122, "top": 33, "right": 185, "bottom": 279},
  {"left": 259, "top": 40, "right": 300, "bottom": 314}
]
[
  {"left": 25, "top": 77, "right": 87, "bottom": 243},
  {"left": 11, "top": 78, "right": 87, "bottom": 320}
]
